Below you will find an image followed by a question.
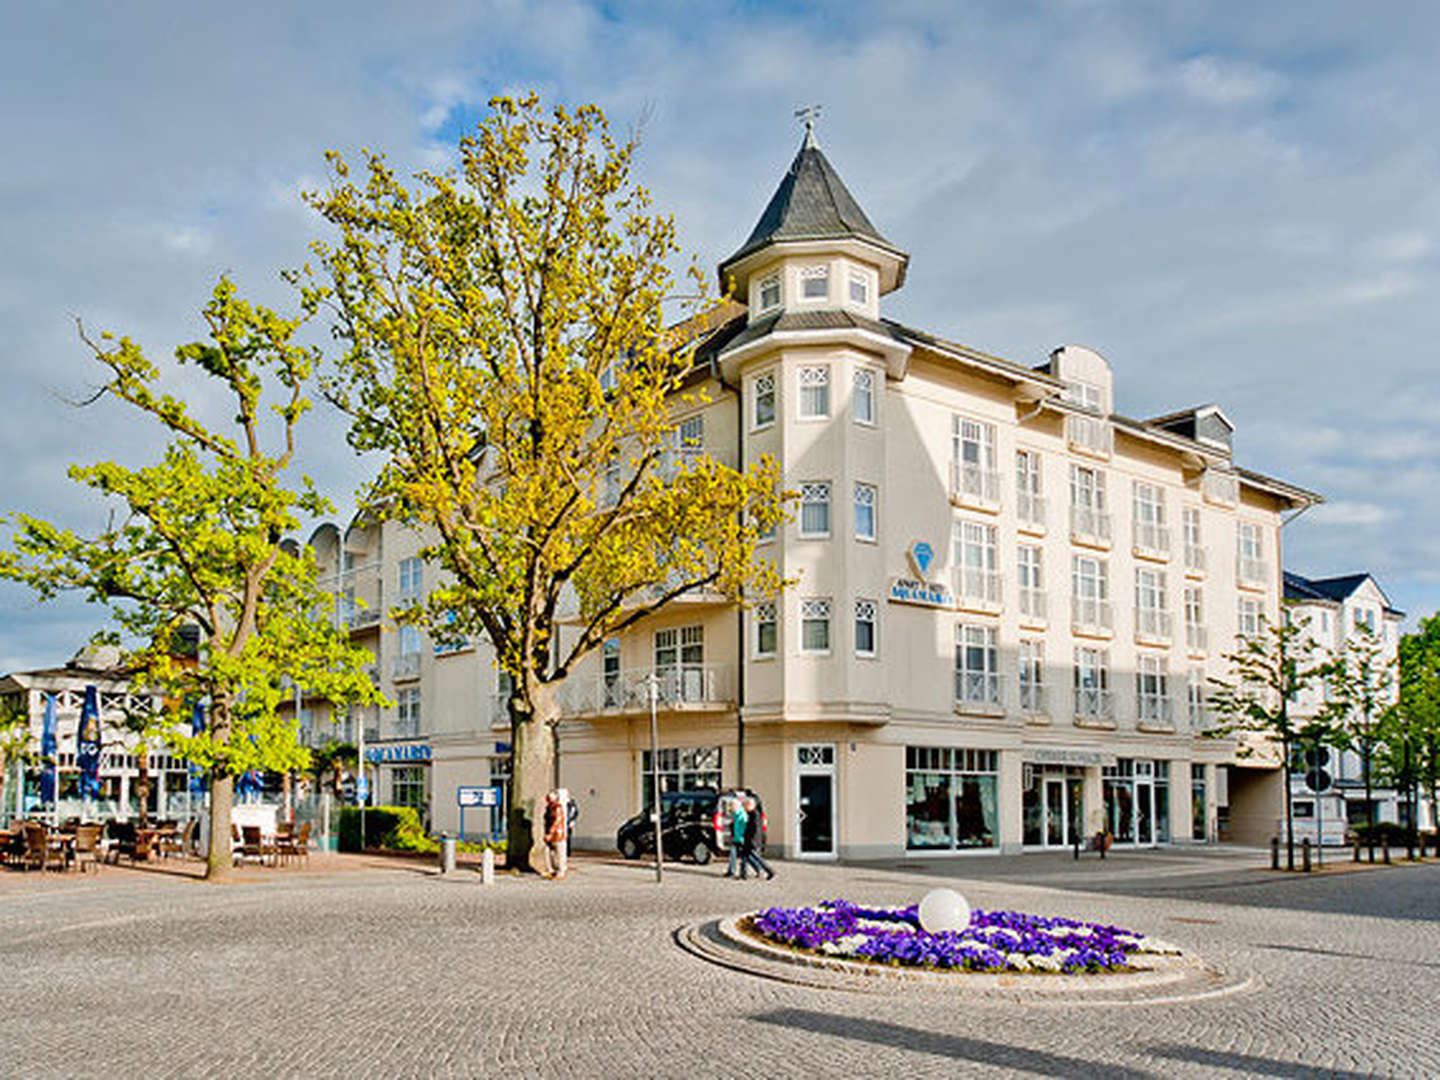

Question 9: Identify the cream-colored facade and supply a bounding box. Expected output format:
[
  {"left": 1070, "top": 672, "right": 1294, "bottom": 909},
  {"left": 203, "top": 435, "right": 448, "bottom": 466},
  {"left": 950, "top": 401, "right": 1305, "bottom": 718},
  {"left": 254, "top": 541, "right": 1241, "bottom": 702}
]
[{"left": 298, "top": 135, "right": 1320, "bottom": 856}]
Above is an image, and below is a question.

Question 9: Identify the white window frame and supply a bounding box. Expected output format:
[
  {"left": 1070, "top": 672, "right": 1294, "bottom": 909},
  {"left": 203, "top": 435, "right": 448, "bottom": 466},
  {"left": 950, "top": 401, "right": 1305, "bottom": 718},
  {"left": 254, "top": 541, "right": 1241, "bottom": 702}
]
[
  {"left": 852, "top": 368, "right": 876, "bottom": 426},
  {"left": 396, "top": 687, "right": 422, "bottom": 738},
  {"left": 955, "top": 623, "right": 1000, "bottom": 706},
  {"left": 398, "top": 624, "right": 423, "bottom": 657},
  {"left": 752, "top": 371, "right": 776, "bottom": 431},
  {"left": 848, "top": 271, "right": 869, "bottom": 305},
  {"left": 1238, "top": 597, "right": 1262, "bottom": 638},
  {"left": 1136, "top": 654, "right": 1170, "bottom": 723},
  {"left": 854, "top": 599, "right": 877, "bottom": 658},
  {"left": 1074, "top": 646, "right": 1111, "bottom": 718},
  {"left": 1019, "top": 639, "right": 1044, "bottom": 713},
  {"left": 675, "top": 415, "right": 704, "bottom": 467},
  {"left": 800, "top": 598, "right": 832, "bottom": 655},
  {"left": 954, "top": 519, "right": 1000, "bottom": 604},
  {"left": 800, "top": 264, "right": 830, "bottom": 301},
  {"left": 758, "top": 273, "right": 781, "bottom": 312},
  {"left": 853, "top": 482, "right": 877, "bottom": 542},
  {"left": 753, "top": 602, "right": 777, "bottom": 659},
  {"left": 798, "top": 365, "right": 831, "bottom": 419},
  {"left": 799, "top": 482, "right": 831, "bottom": 538},
  {"left": 1016, "top": 449, "right": 1044, "bottom": 526},
  {"left": 398, "top": 557, "right": 423, "bottom": 602}
]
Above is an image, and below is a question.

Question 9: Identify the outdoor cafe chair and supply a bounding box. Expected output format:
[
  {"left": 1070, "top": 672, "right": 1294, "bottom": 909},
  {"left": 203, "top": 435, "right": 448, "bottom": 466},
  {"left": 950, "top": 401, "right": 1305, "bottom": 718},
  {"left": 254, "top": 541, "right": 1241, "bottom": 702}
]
[
  {"left": 72, "top": 824, "right": 102, "bottom": 873},
  {"left": 21, "top": 824, "right": 48, "bottom": 872},
  {"left": 238, "top": 825, "right": 270, "bottom": 867},
  {"left": 275, "top": 821, "right": 310, "bottom": 868}
]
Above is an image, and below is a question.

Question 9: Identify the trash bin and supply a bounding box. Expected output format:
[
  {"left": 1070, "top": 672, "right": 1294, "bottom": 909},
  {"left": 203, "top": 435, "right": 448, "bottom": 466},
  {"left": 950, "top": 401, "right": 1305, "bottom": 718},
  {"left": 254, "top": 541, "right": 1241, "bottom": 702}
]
[{"left": 440, "top": 833, "right": 456, "bottom": 875}]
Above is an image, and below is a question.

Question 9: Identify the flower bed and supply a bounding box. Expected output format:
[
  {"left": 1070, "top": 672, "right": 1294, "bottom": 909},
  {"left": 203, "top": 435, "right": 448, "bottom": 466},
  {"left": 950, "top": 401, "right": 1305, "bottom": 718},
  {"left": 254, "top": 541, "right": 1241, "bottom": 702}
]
[{"left": 746, "top": 900, "right": 1181, "bottom": 974}]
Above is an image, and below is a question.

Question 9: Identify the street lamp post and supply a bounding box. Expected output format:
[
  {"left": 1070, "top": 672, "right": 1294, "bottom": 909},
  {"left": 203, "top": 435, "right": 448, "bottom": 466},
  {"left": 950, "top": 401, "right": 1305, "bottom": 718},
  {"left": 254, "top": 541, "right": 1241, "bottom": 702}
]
[{"left": 648, "top": 672, "right": 662, "bottom": 884}]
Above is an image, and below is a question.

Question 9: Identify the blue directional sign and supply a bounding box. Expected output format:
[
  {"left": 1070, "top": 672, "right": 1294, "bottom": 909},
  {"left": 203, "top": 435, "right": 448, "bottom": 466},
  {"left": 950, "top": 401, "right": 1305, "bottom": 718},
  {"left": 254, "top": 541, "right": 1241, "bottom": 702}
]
[{"left": 457, "top": 785, "right": 503, "bottom": 808}]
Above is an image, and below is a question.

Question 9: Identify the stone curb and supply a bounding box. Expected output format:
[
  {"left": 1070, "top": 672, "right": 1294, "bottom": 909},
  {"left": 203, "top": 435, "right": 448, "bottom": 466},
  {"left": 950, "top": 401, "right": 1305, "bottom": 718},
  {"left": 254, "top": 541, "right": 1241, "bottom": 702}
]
[{"left": 676, "top": 913, "right": 1256, "bottom": 1006}]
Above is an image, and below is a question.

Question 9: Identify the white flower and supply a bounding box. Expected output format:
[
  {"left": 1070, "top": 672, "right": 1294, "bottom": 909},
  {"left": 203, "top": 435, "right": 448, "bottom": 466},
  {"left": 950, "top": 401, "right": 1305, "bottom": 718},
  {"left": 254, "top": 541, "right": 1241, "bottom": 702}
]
[{"left": 1135, "top": 937, "right": 1182, "bottom": 955}]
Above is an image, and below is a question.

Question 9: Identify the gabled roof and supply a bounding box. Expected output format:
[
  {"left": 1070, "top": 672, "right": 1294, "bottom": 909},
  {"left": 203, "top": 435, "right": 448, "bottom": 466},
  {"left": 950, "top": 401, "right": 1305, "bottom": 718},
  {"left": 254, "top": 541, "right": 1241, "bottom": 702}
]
[
  {"left": 1285, "top": 570, "right": 1403, "bottom": 615},
  {"left": 719, "top": 140, "right": 904, "bottom": 277}
]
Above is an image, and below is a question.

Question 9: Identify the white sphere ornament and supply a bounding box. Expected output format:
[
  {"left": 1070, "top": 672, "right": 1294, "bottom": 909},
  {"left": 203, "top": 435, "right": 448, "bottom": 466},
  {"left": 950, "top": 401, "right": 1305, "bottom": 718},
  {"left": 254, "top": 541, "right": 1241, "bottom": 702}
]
[{"left": 918, "top": 888, "right": 971, "bottom": 934}]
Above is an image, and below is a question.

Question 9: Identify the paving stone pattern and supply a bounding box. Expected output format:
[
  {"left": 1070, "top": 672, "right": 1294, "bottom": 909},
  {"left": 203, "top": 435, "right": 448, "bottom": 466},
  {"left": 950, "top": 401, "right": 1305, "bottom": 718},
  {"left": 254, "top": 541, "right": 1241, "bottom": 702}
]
[{"left": 1, "top": 850, "right": 1437, "bottom": 1078}]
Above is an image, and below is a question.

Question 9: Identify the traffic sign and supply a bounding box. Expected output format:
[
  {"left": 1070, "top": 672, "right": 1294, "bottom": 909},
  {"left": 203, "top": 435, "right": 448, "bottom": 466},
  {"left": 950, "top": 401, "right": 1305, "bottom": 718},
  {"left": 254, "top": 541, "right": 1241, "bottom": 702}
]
[
  {"left": 355, "top": 777, "right": 370, "bottom": 802},
  {"left": 1304, "top": 747, "right": 1331, "bottom": 769},
  {"left": 458, "top": 785, "right": 503, "bottom": 808},
  {"left": 1305, "top": 768, "right": 1332, "bottom": 792}
]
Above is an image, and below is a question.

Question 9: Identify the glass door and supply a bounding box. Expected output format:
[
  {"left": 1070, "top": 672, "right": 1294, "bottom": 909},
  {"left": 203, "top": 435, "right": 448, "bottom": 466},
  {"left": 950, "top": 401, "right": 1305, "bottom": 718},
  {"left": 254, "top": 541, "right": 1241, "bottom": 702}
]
[
  {"left": 1045, "top": 778, "right": 1066, "bottom": 846},
  {"left": 795, "top": 745, "right": 836, "bottom": 858}
]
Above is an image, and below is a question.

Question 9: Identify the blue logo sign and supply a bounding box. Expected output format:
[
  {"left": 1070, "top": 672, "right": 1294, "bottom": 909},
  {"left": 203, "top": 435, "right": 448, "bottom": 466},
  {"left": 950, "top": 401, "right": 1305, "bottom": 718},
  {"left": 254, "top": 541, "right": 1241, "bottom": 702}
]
[
  {"left": 908, "top": 541, "right": 935, "bottom": 578},
  {"left": 458, "top": 785, "right": 503, "bottom": 809},
  {"left": 365, "top": 743, "right": 432, "bottom": 764}
]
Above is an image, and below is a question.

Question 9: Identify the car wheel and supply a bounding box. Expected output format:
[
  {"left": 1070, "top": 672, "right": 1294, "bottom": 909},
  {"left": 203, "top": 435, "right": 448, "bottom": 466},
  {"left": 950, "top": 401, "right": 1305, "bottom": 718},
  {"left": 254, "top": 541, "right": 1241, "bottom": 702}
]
[
  {"left": 692, "top": 840, "right": 712, "bottom": 865},
  {"left": 619, "top": 836, "right": 640, "bottom": 860}
]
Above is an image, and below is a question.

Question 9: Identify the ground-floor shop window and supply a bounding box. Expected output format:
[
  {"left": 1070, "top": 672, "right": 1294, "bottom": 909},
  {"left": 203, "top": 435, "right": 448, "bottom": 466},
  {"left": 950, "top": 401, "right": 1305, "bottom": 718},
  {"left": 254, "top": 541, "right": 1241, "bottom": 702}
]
[
  {"left": 905, "top": 747, "right": 998, "bottom": 850},
  {"left": 1022, "top": 765, "right": 1083, "bottom": 847},
  {"left": 1103, "top": 759, "right": 1170, "bottom": 844},
  {"left": 641, "top": 746, "right": 721, "bottom": 806},
  {"left": 1191, "top": 764, "right": 1207, "bottom": 840},
  {"left": 391, "top": 766, "right": 427, "bottom": 811}
]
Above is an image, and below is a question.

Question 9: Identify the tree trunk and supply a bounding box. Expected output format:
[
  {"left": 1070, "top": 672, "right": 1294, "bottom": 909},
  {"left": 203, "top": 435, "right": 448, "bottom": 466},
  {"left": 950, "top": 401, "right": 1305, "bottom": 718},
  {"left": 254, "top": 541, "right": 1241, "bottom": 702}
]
[
  {"left": 206, "top": 770, "right": 234, "bottom": 880},
  {"left": 135, "top": 744, "right": 150, "bottom": 829},
  {"left": 1364, "top": 743, "right": 1374, "bottom": 861},
  {"left": 1281, "top": 735, "right": 1295, "bottom": 871},
  {"left": 505, "top": 682, "right": 557, "bottom": 874}
]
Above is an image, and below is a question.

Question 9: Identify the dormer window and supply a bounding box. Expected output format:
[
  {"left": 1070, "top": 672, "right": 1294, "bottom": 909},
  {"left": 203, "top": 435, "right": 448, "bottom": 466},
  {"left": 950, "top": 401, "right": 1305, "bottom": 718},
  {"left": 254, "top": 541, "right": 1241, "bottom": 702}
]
[
  {"left": 801, "top": 265, "right": 829, "bottom": 300},
  {"left": 848, "top": 271, "right": 869, "bottom": 305},
  {"left": 758, "top": 273, "right": 781, "bottom": 312},
  {"left": 1064, "top": 380, "right": 1103, "bottom": 413}
]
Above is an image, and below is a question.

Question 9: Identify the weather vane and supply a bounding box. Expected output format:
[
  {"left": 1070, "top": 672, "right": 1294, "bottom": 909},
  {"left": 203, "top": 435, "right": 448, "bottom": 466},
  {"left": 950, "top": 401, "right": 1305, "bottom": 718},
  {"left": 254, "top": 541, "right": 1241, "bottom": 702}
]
[{"left": 794, "top": 103, "right": 822, "bottom": 146}]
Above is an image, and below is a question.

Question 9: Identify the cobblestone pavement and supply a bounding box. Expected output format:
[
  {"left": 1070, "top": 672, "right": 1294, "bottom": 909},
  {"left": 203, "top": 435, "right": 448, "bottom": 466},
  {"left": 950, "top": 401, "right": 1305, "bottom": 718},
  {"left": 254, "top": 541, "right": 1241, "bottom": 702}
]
[{"left": 2, "top": 849, "right": 1437, "bottom": 1077}]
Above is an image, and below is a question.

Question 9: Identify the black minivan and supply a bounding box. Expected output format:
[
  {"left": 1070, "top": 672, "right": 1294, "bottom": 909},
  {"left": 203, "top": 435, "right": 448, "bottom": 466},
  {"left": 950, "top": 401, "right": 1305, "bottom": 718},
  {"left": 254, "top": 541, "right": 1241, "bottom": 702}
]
[{"left": 616, "top": 788, "right": 766, "bottom": 864}]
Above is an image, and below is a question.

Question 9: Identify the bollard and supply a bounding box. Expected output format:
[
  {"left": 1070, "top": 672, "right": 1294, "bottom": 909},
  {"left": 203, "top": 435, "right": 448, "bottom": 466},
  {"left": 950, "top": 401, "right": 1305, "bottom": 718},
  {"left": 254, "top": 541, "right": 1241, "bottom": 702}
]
[
  {"left": 1382, "top": 838, "right": 1391, "bottom": 864},
  {"left": 440, "top": 833, "right": 456, "bottom": 875},
  {"left": 1353, "top": 841, "right": 1361, "bottom": 863},
  {"left": 1302, "top": 838, "right": 1312, "bottom": 873},
  {"left": 1271, "top": 836, "right": 1280, "bottom": 870},
  {"left": 481, "top": 846, "right": 495, "bottom": 885}
]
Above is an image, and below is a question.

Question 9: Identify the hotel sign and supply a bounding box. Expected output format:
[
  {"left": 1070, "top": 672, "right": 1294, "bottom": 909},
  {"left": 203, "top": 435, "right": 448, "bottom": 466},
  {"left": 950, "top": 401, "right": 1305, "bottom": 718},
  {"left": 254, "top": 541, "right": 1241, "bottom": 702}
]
[
  {"left": 365, "top": 743, "right": 432, "bottom": 764},
  {"left": 1023, "top": 748, "right": 1116, "bottom": 767},
  {"left": 888, "top": 577, "right": 955, "bottom": 608}
]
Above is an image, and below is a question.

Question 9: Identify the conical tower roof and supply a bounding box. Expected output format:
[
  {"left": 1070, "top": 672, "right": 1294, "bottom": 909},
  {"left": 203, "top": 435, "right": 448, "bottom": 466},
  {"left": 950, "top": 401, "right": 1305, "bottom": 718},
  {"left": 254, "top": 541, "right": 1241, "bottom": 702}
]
[{"left": 718, "top": 135, "right": 907, "bottom": 293}]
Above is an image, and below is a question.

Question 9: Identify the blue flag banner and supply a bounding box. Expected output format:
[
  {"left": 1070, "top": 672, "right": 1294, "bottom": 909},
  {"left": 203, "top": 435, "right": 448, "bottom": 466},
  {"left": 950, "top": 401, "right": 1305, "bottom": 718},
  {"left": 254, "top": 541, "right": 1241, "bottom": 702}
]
[
  {"left": 188, "top": 700, "right": 208, "bottom": 797},
  {"left": 77, "top": 685, "right": 102, "bottom": 800},
  {"left": 235, "top": 731, "right": 263, "bottom": 802},
  {"left": 39, "top": 693, "right": 58, "bottom": 805}
]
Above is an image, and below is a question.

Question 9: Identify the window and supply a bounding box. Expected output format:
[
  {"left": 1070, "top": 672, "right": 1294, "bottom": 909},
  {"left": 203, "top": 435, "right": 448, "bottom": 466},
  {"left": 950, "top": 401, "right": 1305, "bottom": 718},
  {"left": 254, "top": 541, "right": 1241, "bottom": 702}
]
[
  {"left": 905, "top": 746, "right": 999, "bottom": 850},
  {"left": 1136, "top": 654, "right": 1170, "bottom": 724},
  {"left": 641, "top": 746, "right": 722, "bottom": 806},
  {"left": 602, "top": 638, "right": 621, "bottom": 708},
  {"left": 853, "top": 482, "right": 876, "bottom": 541},
  {"left": 854, "top": 599, "right": 877, "bottom": 657},
  {"left": 1074, "top": 647, "right": 1112, "bottom": 720},
  {"left": 752, "top": 371, "right": 776, "bottom": 429},
  {"left": 1354, "top": 608, "right": 1376, "bottom": 634},
  {"left": 655, "top": 625, "right": 705, "bottom": 703},
  {"left": 1184, "top": 586, "right": 1206, "bottom": 652},
  {"left": 951, "top": 416, "right": 998, "bottom": 503},
  {"left": 1019, "top": 639, "right": 1044, "bottom": 713},
  {"left": 1191, "top": 763, "right": 1207, "bottom": 841},
  {"left": 396, "top": 687, "right": 421, "bottom": 738},
  {"left": 753, "top": 602, "right": 777, "bottom": 658},
  {"left": 398, "top": 557, "right": 423, "bottom": 602},
  {"left": 399, "top": 625, "right": 422, "bottom": 656},
  {"left": 953, "top": 520, "right": 1000, "bottom": 605},
  {"left": 602, "top": 452, "right": 621, "bottom": 509},
  {"left": 801, "top": 599, "right": 832, "bottom": 654},
  {"left": 1237, "top": 521, "right": 1266, "bottom": 583},
  {"left": 1064, "top": 380, "right": 1103, "bottom": 412},
  {"left": 391, "top": 766, "right": 426, "bottom": 811},
  {"left": 1016, "top": 450, "right": 1044, "bottom": 527},
  {"left": 849, "top": 271, "right": 869, "bottom": 305},
  {"left": 955, "top": 624, "right": 1000, "bottom": 705},
  {"left": 852, "top": 368, "right": 875, "bottom": 425},
  {"left": 675, "top": 415, "right": 704, "bottom": 468},
  {"left": 799, "top": 482, "right": 831, "bottom": 537},
  {"left": 1187, "top": 669, "right": 1207, "bottom": 731},
  {"left": 758, "top": 274, "right": 780, "bottom": 312},
  {"left": 1183, "top": 506, "right": 1205, "bottom": 572},
  {"left": 1072, "top": 554, "right": 1111, "bottom": 629},
  {"left": 801, "top": 264, "right": 829, "bottom": 300},
  {"left": 1133, "top": 482, "right": 1169, "bottom": 552},
  {"left": 1069, "top": 464, "right": 1110, "bottom": 541},
  {"left": 1135, "top": 567, "right": 1171, "bottom": 640},
  {"left": 798, "top": 365, "right": 830, "bottom": 418},
  {"left": 1017, "top": 544, "right": 1044, "bottom": 620},
  {"left": 1237, "top": 597, "right": 1262, "bottom": 638}
]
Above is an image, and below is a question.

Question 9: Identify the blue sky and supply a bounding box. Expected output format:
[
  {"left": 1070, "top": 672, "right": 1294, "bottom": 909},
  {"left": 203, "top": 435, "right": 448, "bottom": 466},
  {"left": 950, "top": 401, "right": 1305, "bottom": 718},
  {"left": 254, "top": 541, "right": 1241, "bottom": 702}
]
[{"left": 2, "top": 1, "right": 1438, "bottom": 669}]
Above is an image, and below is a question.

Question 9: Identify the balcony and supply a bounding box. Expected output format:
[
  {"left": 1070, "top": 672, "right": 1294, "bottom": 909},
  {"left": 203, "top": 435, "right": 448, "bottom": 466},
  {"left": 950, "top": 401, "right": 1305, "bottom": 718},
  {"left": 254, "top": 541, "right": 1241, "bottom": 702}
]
[
  {"left": 1074, "top": 688, "right": 1114, "bottom": 726},
  {"left": 953, "top": 568, "right": 1003, "bottom": 613},
  {"left": 1202, "top": 469, "right": 1238, "bottom": 507},
  {"left": 1019, "top": 682, "right": 1047, "bottom": 717},
  {"left": 391, "top": 653, "right": 421, "bottom": 682},
  {"left": 1071, "top": 596, "right": 1114, "bottom": 637},
  {"left": 560, "top": 663, "right": 735, "bottom": 716},
  {"left": 1133, "top": 522, "right": 1171, "bottom": 561},
  {"left": 1135, "top": 608, "right": 1173, "bottom": 646},
  {"left": 950, "top": 460, "right": 1001, "bottom": 512},
  {"left": 1184, "top": 544, "right": 1207, "bottom": 578},
  {"left": 1236, "top": 556, "right": 1270, "bottom": 591},
  {"left": 1069, "top": 505, "right": 1112, "bottom": 548},
  {"left": 1137, "top": 694, "right": 1176, "bottom": 732},
  {"left": 349, "top": 705, "right": 380, "bottom": 743},
  {"left": 346, "top": 608, "right": 381, "bottom": 632},
  {"left": 1066, "top": 414, "right": 1112, "bottom": 458},
  {"left": 1017, "top": 491, "right": 1046, "bottom": 535},
  {"left": 1186, "top": 623, "right": 1208, "bottom": 656},
  {"left": 1018, "top": 586, "right": 1047, "bottom": 625}
]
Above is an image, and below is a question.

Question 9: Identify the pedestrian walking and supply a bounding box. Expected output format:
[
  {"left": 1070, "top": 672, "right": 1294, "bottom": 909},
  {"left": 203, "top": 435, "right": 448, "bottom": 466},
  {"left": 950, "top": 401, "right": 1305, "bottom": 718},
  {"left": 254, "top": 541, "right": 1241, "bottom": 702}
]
[
  {"left": 739, "top": 795, "right": 774, "bottom": 881},
  {"left": 727, "top": 795, "right": 747, "bottom": 878},
  {"left": 543, "top": 790, "right": 568, "bottom": 879}
]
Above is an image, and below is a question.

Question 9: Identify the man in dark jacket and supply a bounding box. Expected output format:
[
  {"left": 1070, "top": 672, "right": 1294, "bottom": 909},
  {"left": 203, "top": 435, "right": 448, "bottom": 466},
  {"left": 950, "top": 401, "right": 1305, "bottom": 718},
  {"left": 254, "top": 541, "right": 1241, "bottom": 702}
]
[{"left": 739, "top": 795, "right": 774, "bottom": 880}]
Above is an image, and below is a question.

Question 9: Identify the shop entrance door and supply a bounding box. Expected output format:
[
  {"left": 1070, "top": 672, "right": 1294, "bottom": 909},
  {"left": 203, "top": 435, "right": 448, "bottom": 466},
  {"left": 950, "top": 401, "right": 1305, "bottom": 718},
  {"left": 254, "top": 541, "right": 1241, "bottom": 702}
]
[
  {"left": 795, "top": 744, "right": 836, "bottom": 858},
  {"left": 1044, "top": 778, "right": 1067, "bottom": 847}
]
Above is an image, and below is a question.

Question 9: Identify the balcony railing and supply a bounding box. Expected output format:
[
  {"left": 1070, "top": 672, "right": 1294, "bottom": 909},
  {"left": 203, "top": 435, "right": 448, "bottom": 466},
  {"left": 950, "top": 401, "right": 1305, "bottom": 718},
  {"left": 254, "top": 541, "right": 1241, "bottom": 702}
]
[
  {"left": 955, "top": 671, "right": 1001, "bottom": 708},
  {"left": 950, "top": 460, "right": 1001, "bottom": 510},
  {"left": 391, "top": 653, "right": 421, "bottom": 682},
  {"left": 1018, "top": 586, "right": 1047, "bottom": 622},
  {"left": 1019, "top": 682, "right": 1046, "bottom": 715},
  {"left": 1137, "top": 694, "right": 1175, "bottom": 728},
  {"left": 1237, "top": 556, "right": 1270, "bottom": 588},
  {"left": 1072, "top": 596, "right": 1114, "bottom": 635},
  {"left": 1186, "top": 623, "right": 1208, "bottom": 654},
  {"left": 1133, "top": 522, "right": 1171, "bottom": 557},
  {"left": 1185, "top": 544, "right": 1207, "bottom": 575},
  {"left": 1017, "top": 491, "right": 1046, "bottom": 532},
  {"left": 560, "top": 663, "right": 735, "bottom": 715},
  {"left": 349, "top": 705, "right": 380, "bottom": 743},
  {"left": 1069, "top": 505, "right": 1112, "bottom": 546},
  {"left": 953, "top": 568, "right": 1003, "bottom": 611},
  {"left": 1066, "top": 414, "right": 1112, "bottom": 457},
  {"left": 1135, "top": 608, "right": 1173, "bottom": 643},
  {"left": 1074, "top": 687, "right": 1114, "bottom": 723},
  {"left": 347, "top": 608, "right": 381, "bottom": 630}
]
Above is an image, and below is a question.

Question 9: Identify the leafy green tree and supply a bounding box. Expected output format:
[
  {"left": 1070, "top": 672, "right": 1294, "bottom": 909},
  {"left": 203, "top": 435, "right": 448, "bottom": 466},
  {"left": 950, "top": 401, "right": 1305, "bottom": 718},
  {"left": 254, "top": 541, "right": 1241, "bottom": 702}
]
[
  {"left": 0, "top": 695, "right": 35, "bottom": 819},
  {"left": 1210, "top": 613, "right": 1340, "bottom": 868},
  {"left": 1395, "top": 615, "right": 1440, "bottom": 850},
  {"left": 304, "top": 94, "right": 786, "bottom": 872},
  {"left": 0, "top": 280, "right": 385, "bottom": 880},
  {"left": 1327, "top": 623, "right": 1396, "bottom": 854}
]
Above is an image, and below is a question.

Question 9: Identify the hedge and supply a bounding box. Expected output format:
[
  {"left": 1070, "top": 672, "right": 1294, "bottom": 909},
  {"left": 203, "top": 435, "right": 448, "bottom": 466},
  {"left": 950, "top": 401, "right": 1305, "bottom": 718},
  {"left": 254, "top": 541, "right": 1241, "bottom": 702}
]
[{"left": 338, "top": 805, "right": 438, "bottom": 854}]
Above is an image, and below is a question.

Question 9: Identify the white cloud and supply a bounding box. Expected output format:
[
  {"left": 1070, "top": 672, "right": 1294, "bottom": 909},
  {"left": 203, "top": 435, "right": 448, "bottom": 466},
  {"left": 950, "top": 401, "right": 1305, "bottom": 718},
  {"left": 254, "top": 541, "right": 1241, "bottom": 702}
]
[
  {"left": 1174, "top": 54, "right": 1284, "bottom": 106},
  {"left": 1311, "top": 501, "right": 1390, "bottom": 526}
]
